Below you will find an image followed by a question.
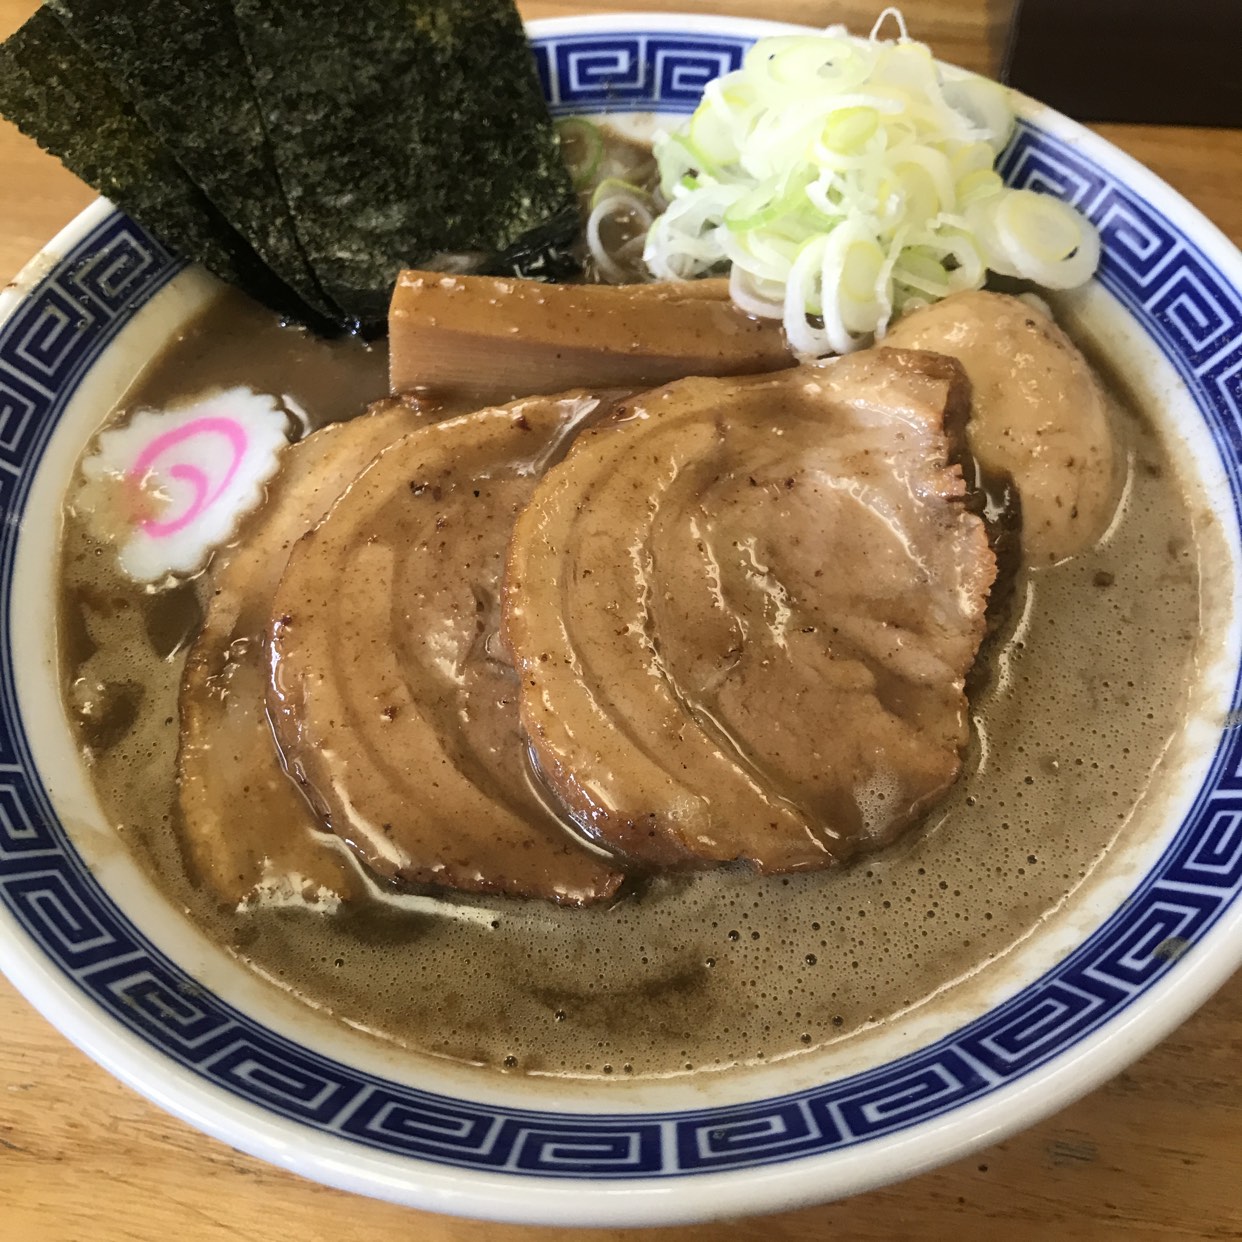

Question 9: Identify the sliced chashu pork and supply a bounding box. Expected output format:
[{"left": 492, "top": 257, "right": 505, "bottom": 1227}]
[
  {"left": 884, "top": 290, "right": 1120, "bottom": 565},
  {"left": 266, "top": 393, "right": 624, "bottom": 906},
  {"left": 178, "top": 396, "right": 426, "bottom": 906},
  {"left": 502, "top": 349, "right": 996, "bottom": 872}
]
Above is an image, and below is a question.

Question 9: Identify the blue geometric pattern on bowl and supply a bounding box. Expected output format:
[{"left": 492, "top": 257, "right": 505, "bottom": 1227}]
[
  {"left": 533, "top": 32, "right": 745, "bottom": 114},
  {"left": 2, "top": 31, "right": 1241, "bottom": 1178}
]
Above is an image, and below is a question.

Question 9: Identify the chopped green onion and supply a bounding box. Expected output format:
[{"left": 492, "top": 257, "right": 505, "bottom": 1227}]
[
  {"left": 590, "top": 177, "right": 654, "bottom": 211},
  {"left": 644, "top": 24, "right": 1099, "bottom": 355},
  {"left": 555, "top": 117, "right": 604, "bottom": 190},
  {"left": 821, "top": 106, "right": 880, "bottom": 153}
]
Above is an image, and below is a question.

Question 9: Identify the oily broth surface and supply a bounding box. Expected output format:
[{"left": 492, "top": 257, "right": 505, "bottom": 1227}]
[{"left": 59, "top": 292, "right": 1204, "bottom": 1080}]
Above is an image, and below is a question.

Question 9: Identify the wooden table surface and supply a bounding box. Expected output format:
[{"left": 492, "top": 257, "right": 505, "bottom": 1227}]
[{"left": 2, "top": 1, "right": 1241, "bottom": 1238}]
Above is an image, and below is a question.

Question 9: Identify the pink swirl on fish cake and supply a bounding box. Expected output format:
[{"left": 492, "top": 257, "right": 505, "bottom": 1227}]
[
  {"left": 80, "top": 387, "right": 291, "bottom": 583},
  {"left": 127, "top": 416, "right": 249, "bottom": 538}
]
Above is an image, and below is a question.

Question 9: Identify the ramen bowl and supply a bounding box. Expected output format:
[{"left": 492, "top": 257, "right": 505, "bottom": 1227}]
[{"left": 2, "top": 12, "right": 1241, "bottom": 1227}]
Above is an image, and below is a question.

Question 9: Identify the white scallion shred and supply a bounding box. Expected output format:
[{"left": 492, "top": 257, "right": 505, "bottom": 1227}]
[
  {"left": 586, "top": 181, "right": 658, "bottom": 283},
  {"left": 643, "top": 20, "right": 1100, "bottom": 355}
]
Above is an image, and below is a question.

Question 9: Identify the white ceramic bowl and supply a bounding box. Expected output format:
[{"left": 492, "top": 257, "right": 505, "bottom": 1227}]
[{"left": 2, "top": 12, "right": 1242, "bottom": 1227}]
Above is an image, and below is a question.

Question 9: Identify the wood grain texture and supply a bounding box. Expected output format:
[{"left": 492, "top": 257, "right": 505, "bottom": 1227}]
[{"left": 1, "top": 0, "right": 1241, "bottom": 1238}]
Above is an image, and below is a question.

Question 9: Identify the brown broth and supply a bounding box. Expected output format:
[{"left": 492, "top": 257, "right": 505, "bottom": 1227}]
[{"left": 58, "top": 288, "right": 1211, "bottom": 1080}]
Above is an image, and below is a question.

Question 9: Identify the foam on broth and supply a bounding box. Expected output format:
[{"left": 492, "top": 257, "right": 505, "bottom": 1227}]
[{"left": 58, "top": 288, "right": 1208, "bottom": 1080}]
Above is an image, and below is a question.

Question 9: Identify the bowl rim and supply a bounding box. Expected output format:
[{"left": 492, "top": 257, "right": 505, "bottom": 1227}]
[{"left": 2, "top": 10, "right": 1242, "bottom": 1227}]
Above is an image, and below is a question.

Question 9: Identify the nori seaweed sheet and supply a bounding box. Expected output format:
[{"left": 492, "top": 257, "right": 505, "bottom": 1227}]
[
  {"left": 229, "top": 0, "right": 579, "bottom": 329},
  {"left": 46, "top": 0, "right": 340, "bottom": 321},
  {"left": 0, "top": 7, "right": 330, "bottom": 329}
]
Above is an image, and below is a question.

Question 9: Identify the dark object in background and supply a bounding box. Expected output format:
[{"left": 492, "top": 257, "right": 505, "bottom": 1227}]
[{"left": 1003, "top": 0, "right": 1242, "bottom": 126}]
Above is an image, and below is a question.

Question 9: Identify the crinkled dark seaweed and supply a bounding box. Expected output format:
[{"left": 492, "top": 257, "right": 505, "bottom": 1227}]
[
  {"left": 0, "top": 7, "right": 329, "bottom": 329},
  {"left": 46, "top": 0, "right": 340, "bottom": 321},
  {"left": 0, "top": 0, "right": 578, "bottom": 335},
  {"left": 228, "top": 0, "right": 580, "bottom": 330}
]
